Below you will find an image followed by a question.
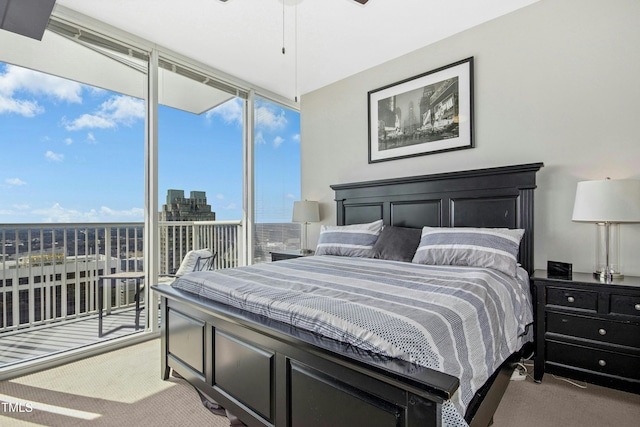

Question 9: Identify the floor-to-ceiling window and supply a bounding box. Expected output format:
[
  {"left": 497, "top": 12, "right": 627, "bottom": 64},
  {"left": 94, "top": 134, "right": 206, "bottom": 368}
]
[
  {"left": 0, "top": 16, "right": 149, "bottom": 372},
  {"left": 157, "top": 56, "right": 245, "bottom": 272},
  {"left": 253, "top": 96, "right": 301, "bottom": 263},
  {"left": 0, "top": 10, "right": 300, "bottom": 376}
]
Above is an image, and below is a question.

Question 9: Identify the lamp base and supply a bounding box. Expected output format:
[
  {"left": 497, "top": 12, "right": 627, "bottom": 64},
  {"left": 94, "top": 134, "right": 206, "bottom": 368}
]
[{"left": 594, "top": 270, "right": 623, "bottom": 283}]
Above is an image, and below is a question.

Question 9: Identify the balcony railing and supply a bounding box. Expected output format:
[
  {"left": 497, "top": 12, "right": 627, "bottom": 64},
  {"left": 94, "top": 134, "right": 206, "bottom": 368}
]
[
  {"left": 159, "top": 220, "right": 243, "bottom": 273},
  {"left": 0, "top": 220, "right": 243, "bottom": 335}
]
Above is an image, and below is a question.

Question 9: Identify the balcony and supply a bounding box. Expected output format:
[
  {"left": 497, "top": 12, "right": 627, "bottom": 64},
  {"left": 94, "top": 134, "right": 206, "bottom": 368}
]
[{"left": 0, "top": 220, "right": 247, "bottom": 373}]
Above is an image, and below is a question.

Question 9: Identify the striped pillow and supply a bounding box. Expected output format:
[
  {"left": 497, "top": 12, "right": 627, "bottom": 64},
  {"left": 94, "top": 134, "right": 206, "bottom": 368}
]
[
  {"left": 315, "top": 219, "right": 383, "bottom": 258},
  {"left": 411, "top": 227, "right": 524, "bottom": 277}
]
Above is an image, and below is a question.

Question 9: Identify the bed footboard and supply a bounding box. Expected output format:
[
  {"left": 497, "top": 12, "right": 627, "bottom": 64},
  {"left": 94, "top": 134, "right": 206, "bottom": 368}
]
[{"left": 154, "top": 284, "right": 456, "bottom": 427}]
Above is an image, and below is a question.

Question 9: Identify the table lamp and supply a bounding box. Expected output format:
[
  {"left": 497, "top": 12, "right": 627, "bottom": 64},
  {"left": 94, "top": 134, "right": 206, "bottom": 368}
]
[
  {"left": 572, "top": 178, "right": 640, "bottom": 282},
  {"left": 292, "top": 200, "right": 320, "bottom": 254}
]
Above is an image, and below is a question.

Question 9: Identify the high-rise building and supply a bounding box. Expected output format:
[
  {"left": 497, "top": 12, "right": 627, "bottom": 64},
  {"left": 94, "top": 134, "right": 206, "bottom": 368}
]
[
  {"left": 160, "top": 190, "right": 216, "bottom": 273},
  {"left": 160, "top": 190, "right": 216, "bottom": 222}
]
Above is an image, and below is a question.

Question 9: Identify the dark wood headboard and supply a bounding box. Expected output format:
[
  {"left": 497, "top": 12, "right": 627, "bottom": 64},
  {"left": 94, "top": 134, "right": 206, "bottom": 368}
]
[{"left": 331, "top": 162, "right": 543, "bottom": 275}]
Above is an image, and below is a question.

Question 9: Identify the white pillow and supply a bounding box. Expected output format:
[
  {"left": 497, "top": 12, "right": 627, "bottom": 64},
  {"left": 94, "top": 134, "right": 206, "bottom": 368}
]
[{"left": 175, "top": 248, "right": 214, "bottom": 276}]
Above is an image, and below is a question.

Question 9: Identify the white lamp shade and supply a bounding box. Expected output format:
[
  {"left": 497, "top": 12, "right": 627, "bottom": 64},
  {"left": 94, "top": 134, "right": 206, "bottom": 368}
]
[
  {"left": 572, "top": 179, "right": 640, "bottom": 223},
  {"left": 292, "top": 201, "right": 320, "bottom": 223}
]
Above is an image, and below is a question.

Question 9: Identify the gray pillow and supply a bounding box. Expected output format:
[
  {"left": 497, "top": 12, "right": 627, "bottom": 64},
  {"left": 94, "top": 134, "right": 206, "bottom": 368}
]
[
  {"left": 372, "top": 226, "right": 422, "bottom": 262},
  {"left": 315, "top": 219, "right": 383, "bottom": 258},
  {"left": 411, "top": 227, "right": 524, "bottom": 277}
]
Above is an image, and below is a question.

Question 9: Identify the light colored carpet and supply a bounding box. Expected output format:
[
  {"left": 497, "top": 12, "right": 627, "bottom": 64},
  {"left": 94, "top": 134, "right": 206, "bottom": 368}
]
[
  {"left": 0, "top": 339, "right": 229, "bottom": 427},
  {"left": 493, "top": 369, "right": 640, "bottom": 427},
  {"left": 1, "top": 340, "right": 639, "bottom": 426}
]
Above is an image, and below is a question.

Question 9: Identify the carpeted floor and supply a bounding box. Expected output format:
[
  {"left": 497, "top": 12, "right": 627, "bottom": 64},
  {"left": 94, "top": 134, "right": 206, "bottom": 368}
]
[
  {"left": 0, "top": 339, "right": 229, "bottom": 427},
  {"left": 493, "top": 366, "right": 640, "bottom": 426},
  {"left": 0, "top": 340, "right": 638, "bottom": 426}
]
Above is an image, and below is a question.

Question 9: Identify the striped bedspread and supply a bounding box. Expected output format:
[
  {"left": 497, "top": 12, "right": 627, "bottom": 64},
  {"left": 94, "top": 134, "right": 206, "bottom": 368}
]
[{"left": 171, "top": 255, "right": 533, "bottom": 427}]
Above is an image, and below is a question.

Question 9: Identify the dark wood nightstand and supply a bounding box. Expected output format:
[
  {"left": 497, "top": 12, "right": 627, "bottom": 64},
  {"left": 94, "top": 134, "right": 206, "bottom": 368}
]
[
  {"left": 270, "top": 250, "right": 315, "bottom": 262},
  {"left": 531, "top": 270, "right": 640, "bottom": 394}
]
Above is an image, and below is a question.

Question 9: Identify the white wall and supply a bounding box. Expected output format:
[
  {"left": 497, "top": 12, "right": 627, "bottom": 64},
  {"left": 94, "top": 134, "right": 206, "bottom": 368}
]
[{"left": 300, "top": 0, "right": 640, "bottom": 275}]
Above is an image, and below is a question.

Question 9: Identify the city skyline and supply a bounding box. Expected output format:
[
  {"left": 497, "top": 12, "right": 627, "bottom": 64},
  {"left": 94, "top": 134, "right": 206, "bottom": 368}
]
[{"left": 0, "top": 62, "right": 300, "bottom": 224}]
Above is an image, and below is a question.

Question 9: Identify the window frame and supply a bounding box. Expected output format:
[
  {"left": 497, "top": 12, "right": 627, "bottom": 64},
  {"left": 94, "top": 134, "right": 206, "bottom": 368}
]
[{"left": 0, "top": 5, "right": 300, "bottom": 378}]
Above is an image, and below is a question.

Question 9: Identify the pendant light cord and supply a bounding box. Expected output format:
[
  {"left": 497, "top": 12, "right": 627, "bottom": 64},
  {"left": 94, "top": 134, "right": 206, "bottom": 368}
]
[
  {"left": 295, "top": 1, "right": 298, "bottom": 102},
  {"left": 281, "top": 1, "right": 299, "bottom": 102},
  {"left": 282, "top": 0, "right": 286, "bottom": 54}
]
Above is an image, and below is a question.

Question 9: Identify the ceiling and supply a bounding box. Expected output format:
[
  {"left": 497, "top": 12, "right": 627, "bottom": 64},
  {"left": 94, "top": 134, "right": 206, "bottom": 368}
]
[{"left": 55, "top": 0, "right": 539, "bottom": 105}]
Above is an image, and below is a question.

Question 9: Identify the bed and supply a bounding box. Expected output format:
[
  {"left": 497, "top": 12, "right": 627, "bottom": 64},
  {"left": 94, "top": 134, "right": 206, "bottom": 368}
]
[{"left": 151, "top": 162, "right": 543, "bottom": 427}]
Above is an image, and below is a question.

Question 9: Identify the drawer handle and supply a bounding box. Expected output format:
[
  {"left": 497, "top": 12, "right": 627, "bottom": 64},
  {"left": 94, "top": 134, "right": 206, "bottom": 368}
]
[
  {"left": 598, "top": 359, "right": 607, "bottom": 367},
  {"left": 635, "top": 303, "right": 640, "bottom": 311},
  {"left": 567, "top": 296, "right": 575, "bottom": 303},
  {"left": 598, "top": 328, "right": 607, "bottom": 336}
]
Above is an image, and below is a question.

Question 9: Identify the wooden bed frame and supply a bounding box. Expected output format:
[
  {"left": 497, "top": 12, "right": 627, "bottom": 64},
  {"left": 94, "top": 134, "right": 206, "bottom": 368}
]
[{"left": 152, "top": 162, "right": 543, "bottom": 427}]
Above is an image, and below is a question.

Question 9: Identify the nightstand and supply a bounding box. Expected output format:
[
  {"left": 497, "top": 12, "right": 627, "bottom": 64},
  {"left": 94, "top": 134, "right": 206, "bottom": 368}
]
[
  {"left": 270, "top": 250, "right": 315, "bottom": 262},
  {"left": 531, "top": 270, "right": 640, "bottom": 394}
]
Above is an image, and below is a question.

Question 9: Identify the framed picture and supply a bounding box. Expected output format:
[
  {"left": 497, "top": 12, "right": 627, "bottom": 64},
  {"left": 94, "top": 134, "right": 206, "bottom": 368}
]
[{"left": 368, "top": 57, "right": 474, "bottom": 163}]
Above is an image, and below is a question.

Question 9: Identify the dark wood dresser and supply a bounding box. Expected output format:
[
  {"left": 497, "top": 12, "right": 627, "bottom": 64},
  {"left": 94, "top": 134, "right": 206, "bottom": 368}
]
[{"left": 531, "top": 270, "right": 640, "bottom": 394}]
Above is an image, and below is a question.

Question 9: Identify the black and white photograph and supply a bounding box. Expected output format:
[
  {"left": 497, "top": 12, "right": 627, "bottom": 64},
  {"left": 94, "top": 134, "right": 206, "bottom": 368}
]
[{"left": 368, "top": 57, "right": 474, "bottom": 163}]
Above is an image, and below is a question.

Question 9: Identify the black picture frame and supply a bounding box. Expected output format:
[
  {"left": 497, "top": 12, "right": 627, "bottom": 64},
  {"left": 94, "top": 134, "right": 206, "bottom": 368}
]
[{"left": 368, "top": 57, "right": 474, "bottom": 163}]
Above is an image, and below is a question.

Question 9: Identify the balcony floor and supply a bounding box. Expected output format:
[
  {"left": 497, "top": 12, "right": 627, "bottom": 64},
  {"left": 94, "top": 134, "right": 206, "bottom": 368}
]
[{"left": 0, "top": 308, "right": 146, "bottom": 368}]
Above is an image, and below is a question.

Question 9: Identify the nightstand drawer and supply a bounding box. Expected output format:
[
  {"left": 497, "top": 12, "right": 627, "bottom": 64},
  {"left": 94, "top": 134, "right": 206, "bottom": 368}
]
[
  {"left": 610, "top": 294, "right": 640, "bottom": 318},
  {"left": 547, "top": 340, "right": 640, "bottom": 381},
  {"left": 547, "top": 287, "right": 597, "bottom": 311},
  {"left": 547, "top": 312, "right": 640, "bottom": 349}
]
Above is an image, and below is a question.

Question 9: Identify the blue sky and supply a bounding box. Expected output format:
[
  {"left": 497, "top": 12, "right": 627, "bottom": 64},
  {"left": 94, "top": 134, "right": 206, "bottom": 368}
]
[{"left": 0, "top": 62, "right": 300, "bottom": 224}]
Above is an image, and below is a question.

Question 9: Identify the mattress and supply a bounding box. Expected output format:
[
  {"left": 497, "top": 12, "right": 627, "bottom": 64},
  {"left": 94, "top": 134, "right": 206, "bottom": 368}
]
[{"left": 171, "top": 255, "right": 533, "bottom": 427}]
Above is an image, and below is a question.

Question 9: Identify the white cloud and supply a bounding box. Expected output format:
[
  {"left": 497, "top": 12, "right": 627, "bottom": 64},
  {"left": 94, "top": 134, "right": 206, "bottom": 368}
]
[
  {"left": 87, "top": 133, "right": 97, "bottom": 144},
  {"left": 66, "top": 114, "right": 115, "bottom": 131},
  {"left": 100, "top": 95, "right": 145, "bottom": 125},
  {"left": 216, "top": 194, "right": 225, "bottom": 200},
  {"left": 0, "top": 95, "right": 44, "bottom": 117},
  {"left": 31, "top": 203, "right": 97, "bottom": 223},
  {"left": 30, "top": 203, "right": 144, "bottom": 223},
  {"left": 207, "top": 98, "right": 243, "bottom": 125},
  {"left": 97, "top": 206, "right": 145, "bottom": 220},
  {"left": 293, "top": 134, "right": 300, "bottom": 142},
  {"left": 255, "top": 131, "right": 266, "bottom": 145},
  {"left": 64, "top": 138, "right": 73, "bottom": 145},
  {"left": 285, "top": 193, "right": 296, "bottom": 200},
  {"left": 0, "top": 65, "right": 84, "bottom": 117},
  {"left": 255, "top": 103, "right": 287, "bottom": 130},
  {"left": 273, "top": 136, "right": 284, "bottom": 148},
  {"left": 0, "top": 204, "right": 30, "bottom": 217},
  {"left": 45, "top": 151, "right": 64, "bottom": 162},
  {"left": 206, "top": 98, "right": 290, "bottom": 132},
  {"left": 5, "top": 178, "right": 27, "bottom": 186},
  {"left": 64, "top": 95, "right": 145, "bottom": 131},
  {"left": 1, "top": 65, "right": 83, "bottom": 102}
]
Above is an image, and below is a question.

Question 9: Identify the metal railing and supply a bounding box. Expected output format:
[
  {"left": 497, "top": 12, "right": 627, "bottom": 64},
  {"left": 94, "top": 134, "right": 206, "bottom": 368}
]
[
  {"left": 159, "top": 220, "right": 243, "bottom": 273},
  {"left": 0, "top": 220, "right": 243, "bottom": 334}
]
